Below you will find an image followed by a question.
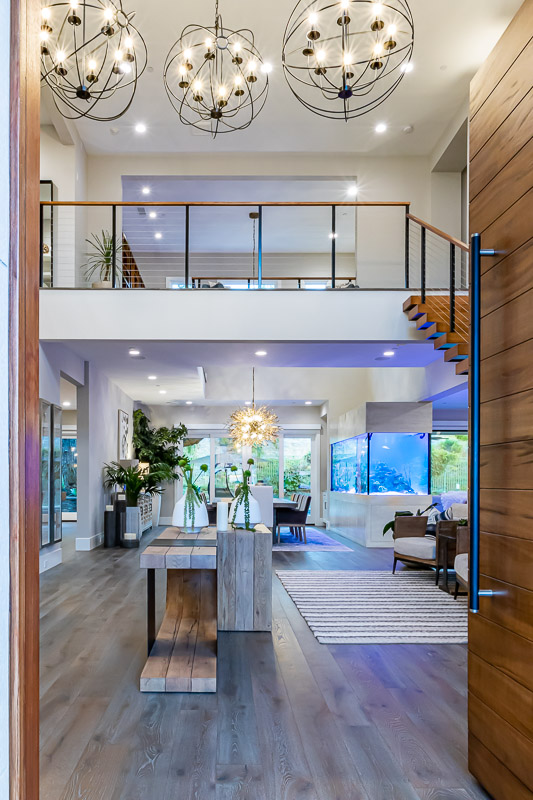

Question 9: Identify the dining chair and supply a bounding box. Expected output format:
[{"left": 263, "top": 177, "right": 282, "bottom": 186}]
[{"left": 275, "top": 495, "right": 311, "bottom": 544}]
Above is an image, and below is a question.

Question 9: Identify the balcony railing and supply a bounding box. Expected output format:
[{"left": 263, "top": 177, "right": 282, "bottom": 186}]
[{"left": 40, "top": 200, "right": 469, "bottom": 330}]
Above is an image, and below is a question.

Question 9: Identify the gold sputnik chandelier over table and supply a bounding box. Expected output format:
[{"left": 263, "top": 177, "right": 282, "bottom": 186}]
[{"left": 228, "top": 368, "right": 280, "bottom": 448}]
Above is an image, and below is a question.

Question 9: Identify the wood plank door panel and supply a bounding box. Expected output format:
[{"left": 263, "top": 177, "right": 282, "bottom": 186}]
[{"left": 469, "top": 1, "right": 533, "bottom": 797}]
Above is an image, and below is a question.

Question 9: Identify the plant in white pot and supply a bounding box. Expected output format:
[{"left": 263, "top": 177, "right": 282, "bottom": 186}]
[
  {"left": 83, "top": 230, "right": 123, "bottom": 288},
  {"left": 172, "top": 458, "right": 209, "bottom": 531},
  {"left": 230, "top": 459, "right": 262, "bottom": 530}
]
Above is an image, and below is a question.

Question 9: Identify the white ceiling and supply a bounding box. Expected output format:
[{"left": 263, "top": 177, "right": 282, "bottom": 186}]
[
  {"left": 54, "top": 339, "right": 445, "bottom": 405},
  {"left": 46, "top": 0, "right": 522, "bottom": 156}
]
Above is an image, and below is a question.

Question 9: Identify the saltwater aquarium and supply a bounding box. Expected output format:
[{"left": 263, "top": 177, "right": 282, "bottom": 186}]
[
  {"left": 331, "top": 434, "right": 368, "bottom": 494},
  {"left": 331, "top": 432, "right": 429, "bottom": 495}
]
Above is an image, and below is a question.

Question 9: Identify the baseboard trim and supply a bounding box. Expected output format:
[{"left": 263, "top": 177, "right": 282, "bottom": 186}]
[
  {"left": 76, "top": 532, "right": 104, "bottom": 551},
  {"left": 39, "top": 545, "right": 62, "bottom": 574}
]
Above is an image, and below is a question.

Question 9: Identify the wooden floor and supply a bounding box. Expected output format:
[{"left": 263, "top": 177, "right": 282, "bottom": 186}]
[{"left": 40, "top": 525, "right": 491, "bottom": 800}]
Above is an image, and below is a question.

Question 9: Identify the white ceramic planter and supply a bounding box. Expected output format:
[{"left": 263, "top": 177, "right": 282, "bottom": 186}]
[
  {"left": 229, "top": 494, "right": 262, "bottom": 529},
  {"left": 171, "top": 491, "right": 209, "bottom": 532},
  {"left": 92, "top": 280, "right": 112, "bottom": 289}
]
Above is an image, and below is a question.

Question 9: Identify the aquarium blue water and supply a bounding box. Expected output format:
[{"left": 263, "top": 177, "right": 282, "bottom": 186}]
[{"left": 331, "top": 432, "right": 429, "bottom": 495}]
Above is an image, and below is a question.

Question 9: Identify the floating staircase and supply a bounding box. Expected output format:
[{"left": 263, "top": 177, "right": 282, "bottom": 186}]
[{"left": 403, "top": 295, "right": 469, "bottom": 376}]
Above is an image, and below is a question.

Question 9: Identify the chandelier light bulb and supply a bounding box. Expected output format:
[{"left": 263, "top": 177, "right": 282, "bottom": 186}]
[
  {"left": 373, "top": 42, "right": 384, "bottom": 56},
  {"left": 341, "top": 0, "right": 350, "bottom": 7},
  {"left": 233, "top": 41, "right": 241, "bottom": 52},
  {"left": 40, "top": 30, "right": 50, "bottom": 42},
  {"left": 56, "top": 49, "right": 66, "bottom": 63},
  {"left": 234, "top": 74, "right": 243, "bottom": 85},
  {"left": 114, "top": 49, "right": 123, "bottom": 61},
  {"left": 261, "top": 62, "right": 272, "bottom": 73},
  {"left": 87, "top": 58, "right": 96, "bottom": 70},
  {"left": 119, "top": 61, "right": 132, "bottom": 74},
  {"left": 387, "top": 24, "right": 397, "bottom": 35},
  {"left": 183, "top": 48, "right": 192, "bottom": 59},
  {"left": 124, "top": 36, "right": 134, "bottom": 49},
  {"left": 316, "top": 48, "right": 326, "bottom": 62},
  {"left": 193, "top": 79, "right": 202, "bottom": 91},
  {"left": 308, "top": 12, "right": 318, "bottom": 24},
  {"left": 218, "top": 85, "right": 227, "bottom": 97},
  {"left": 70, "top": 0, "right": 78, "bottom": 8},
  {"left": 205, "top": 37, "right": 213, "bottom": 49},
  {"left": 103, "top": 7, "right": 114, "bottom": 20},
  {"left": 373, "top": 2, "right": 384, "bottom": 14},
  {"left": 343, "top": 52, "right": 352, "bottom": 65},
  {"left": 248, "top": 59, "right": 257, "bottom": 72},
  {"left": 41, "top": 7, "right": 51, "bottom": 19},
  {"left": 179, "top": 64, "right": 187, "bottom": 75}
]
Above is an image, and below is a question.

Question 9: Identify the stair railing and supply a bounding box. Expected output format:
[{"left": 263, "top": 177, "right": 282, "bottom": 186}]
[{"left": 405, "top": 212, "right": 469, "bottom": 335}]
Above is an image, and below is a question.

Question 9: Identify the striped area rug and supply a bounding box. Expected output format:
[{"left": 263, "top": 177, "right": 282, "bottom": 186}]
[{"left": 276, "top": 570, "right": 468, "bottom": 644}]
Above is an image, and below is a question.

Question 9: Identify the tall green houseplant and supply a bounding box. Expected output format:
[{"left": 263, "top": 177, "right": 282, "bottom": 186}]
[{"left": 133, "top": 409, "right": 188, "bottom": 469}]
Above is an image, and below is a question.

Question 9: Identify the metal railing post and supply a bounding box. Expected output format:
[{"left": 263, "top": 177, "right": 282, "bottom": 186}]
[
  {"left": 331, "top": 205, "right": 336, "bottom": 289},
  {"left": 185, "top": 205, "right": 190, "bottom": 288},
  {"left": 404, "top": 205, "right": 410, "bottom": 289},
  {"left": 420, "top": 225, "right": 426, "bottom": 303},
  {"left": 258, "top": 205, "right": 263, "bottom": 289},
  {"left": 449, "top": 242, "right": 456, "bottom": 332},
  {"left": 39, "top": 203, "right": 44, "bottom": 287},
  {"left": 111, "top": 204, "right": 117, "bottom": 288}
]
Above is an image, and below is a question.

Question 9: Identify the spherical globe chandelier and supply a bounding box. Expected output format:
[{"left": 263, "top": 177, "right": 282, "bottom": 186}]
[
  {"left": 282, "top": 0, "right": 414, "bottom": 121},
  {"left": 40, "top": 1, "right": 147, "bottom": 122},
  {"left": 163, "top": 0, "right": 270, "bottom": 137}
]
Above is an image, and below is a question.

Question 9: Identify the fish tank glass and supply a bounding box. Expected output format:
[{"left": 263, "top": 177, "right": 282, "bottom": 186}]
[
  {"left": 331, "top": 434, "right": 368, "bottom": 494},
  {"left": 331, "top": 433, "right": 429, "bottom": 495}
]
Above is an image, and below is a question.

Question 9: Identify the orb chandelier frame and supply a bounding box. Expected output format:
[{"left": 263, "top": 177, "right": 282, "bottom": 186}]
[
  {"left": 228, "top": 369, "right": 280, "bottom": 448},
  {"left": 163, "top": 0, "right": 270, "bottom": 137},
  {"left": 282, "top": 0, "right": 414, "bottom": 121},
  {"left": 40, "top": 0, "right": 148, "bottom": 122}
]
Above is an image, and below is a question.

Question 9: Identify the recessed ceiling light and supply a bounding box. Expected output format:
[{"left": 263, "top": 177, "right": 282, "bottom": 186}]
[
  {"left": 159, "top": 389, "right": 167, "bottom": 395},
  {"left": 148, "top": 375, "right": 157, "bottom": 380},
  {"left": 401, "top": 62, "right": 414, "bottom": 73},
  {"left": 255, "top": 350, "right": 267, "bottom": 356},
  {"left": 154, "top": 232, "right": 162, "bottom": 240},
  {"left": 305, "top": 401, "right": 313, "bottom": 405},
  {"left": 129, "top": 347, "right": 140, "bottom": 356},
  {"left": 383, "top": 350, "right": 395, "bottom": 356},
  {"left": 62, "top": 401, "right": 71, "bottom": 407},
  {"left": 375, "top": 123, "right": 387, "bottom": 134},
  {"left": 347, "top": 184, "right": 358, "bottom": 197},
  {"left": 149, "top": 211, "right": 157, "bottom": 219},
  {"left": 141, "top": 186, "right": 151, "bottom": 195},
  {"left": 185, "top": 400, "right": 193, "bottom": 405},
  {"left": 135, "top": 123, "right": 147, "bottom": 134}
]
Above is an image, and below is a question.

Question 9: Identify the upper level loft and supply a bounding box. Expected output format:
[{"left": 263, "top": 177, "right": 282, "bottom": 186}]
[{"left": 40, "top": 196, "right": 470, "bottom": 376}]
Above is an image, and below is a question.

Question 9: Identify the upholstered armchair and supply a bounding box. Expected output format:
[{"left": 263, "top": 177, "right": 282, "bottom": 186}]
[
  {"left": 392, "top": 514, "right": 436, "bottom": 575},
  {"left": 454, "top": 526, "right": 470, "bottom": 598}
]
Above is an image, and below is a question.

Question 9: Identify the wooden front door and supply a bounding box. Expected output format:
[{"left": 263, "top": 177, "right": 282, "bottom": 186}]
[{"left": 468, "top": 0, "right": 533, "bottom": 797}]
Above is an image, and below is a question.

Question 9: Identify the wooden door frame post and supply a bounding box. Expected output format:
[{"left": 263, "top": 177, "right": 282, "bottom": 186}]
[{"left": 9, "top": 0, "right": 41, "bottom": 798}]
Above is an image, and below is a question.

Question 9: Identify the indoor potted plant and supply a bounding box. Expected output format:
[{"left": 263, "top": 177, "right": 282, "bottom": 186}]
[
  {"left": 103, "top": 461, "right": 176, "bottom": 507},
  {"left": 132, "top": 409, "right": 188, "bottom": 525},
  {"left": 83, "top": 230, "right": 123, "bottom": 288},
  {"left": 230, "top": 459, "right": 261, "bottom": 530},
  {"left": 382, "top": 503, "right": 437, "bottom": 536},
  {"left": 171, "top": 457, "right": 209, "bottom": 531}
]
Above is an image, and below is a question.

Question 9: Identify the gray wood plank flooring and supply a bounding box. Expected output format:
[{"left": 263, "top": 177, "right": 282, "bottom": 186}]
[{"left": 40, "top": 525, "right": 490, "bottom": 800}]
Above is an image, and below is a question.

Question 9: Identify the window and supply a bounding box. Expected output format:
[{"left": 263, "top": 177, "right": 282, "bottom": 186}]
[
  {"left": 215, "top": 437, "right": 242, "bottom": 498},
  {"left": 284, "top": 437, "right": 312, "bottom": 496},
  {"left": 252, "top": 440, "right": 280, "bottom": 496},
  {"left": 430, "top": 432, "right": 468, "bottom": 494},
  {"left": 183, "top": 437, "right": 210, "bottom": 496}
]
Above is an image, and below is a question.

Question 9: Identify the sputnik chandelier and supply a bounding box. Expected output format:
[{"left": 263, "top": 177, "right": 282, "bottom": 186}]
[
  {"left": 228, "top": 369, "right": 280, "bottom": 448},
  {"left": 282, "top": 0, "right": 414, "bottom": 120},
  {"left": 163, "top": 0, "right": 270, "bottom": 137},
  {"left": 40, "top": 1, "right": 147, "bottom": 121}
]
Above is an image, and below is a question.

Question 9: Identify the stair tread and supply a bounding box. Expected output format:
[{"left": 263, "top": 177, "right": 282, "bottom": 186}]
[
  {"left": 456, "top": 359, "right": 469, "bottom": 375},
  {"left": 403, "top": 295, "right": 422, "bottom": 312},
  {"left": 433, "top": 332, "right": 468, "bottom": 349},
  {"left": 444, "top": 344, "right": 469, "bottom": 362}
]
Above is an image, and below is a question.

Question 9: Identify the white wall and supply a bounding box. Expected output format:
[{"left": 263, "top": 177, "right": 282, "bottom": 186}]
[
  {"left": 0, "top": 0, "right": 10, "bottom": 787},
  {"left": 39, "top": 342, "right": 85, "bottom": 404},
  {"left": 40, "top": 125, "right": 87, "bottom": 287},
  {"left": 77, "top": 362, "right": 134, "bottom": 549}
]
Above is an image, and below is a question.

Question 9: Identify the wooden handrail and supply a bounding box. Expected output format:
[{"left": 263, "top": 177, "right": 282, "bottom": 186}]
[
  {"left": 407, "top": 213, "right": 469, "bottom": 252},
  {"left": 40, "top": 200, "right": 411, "bottom": 207}
]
